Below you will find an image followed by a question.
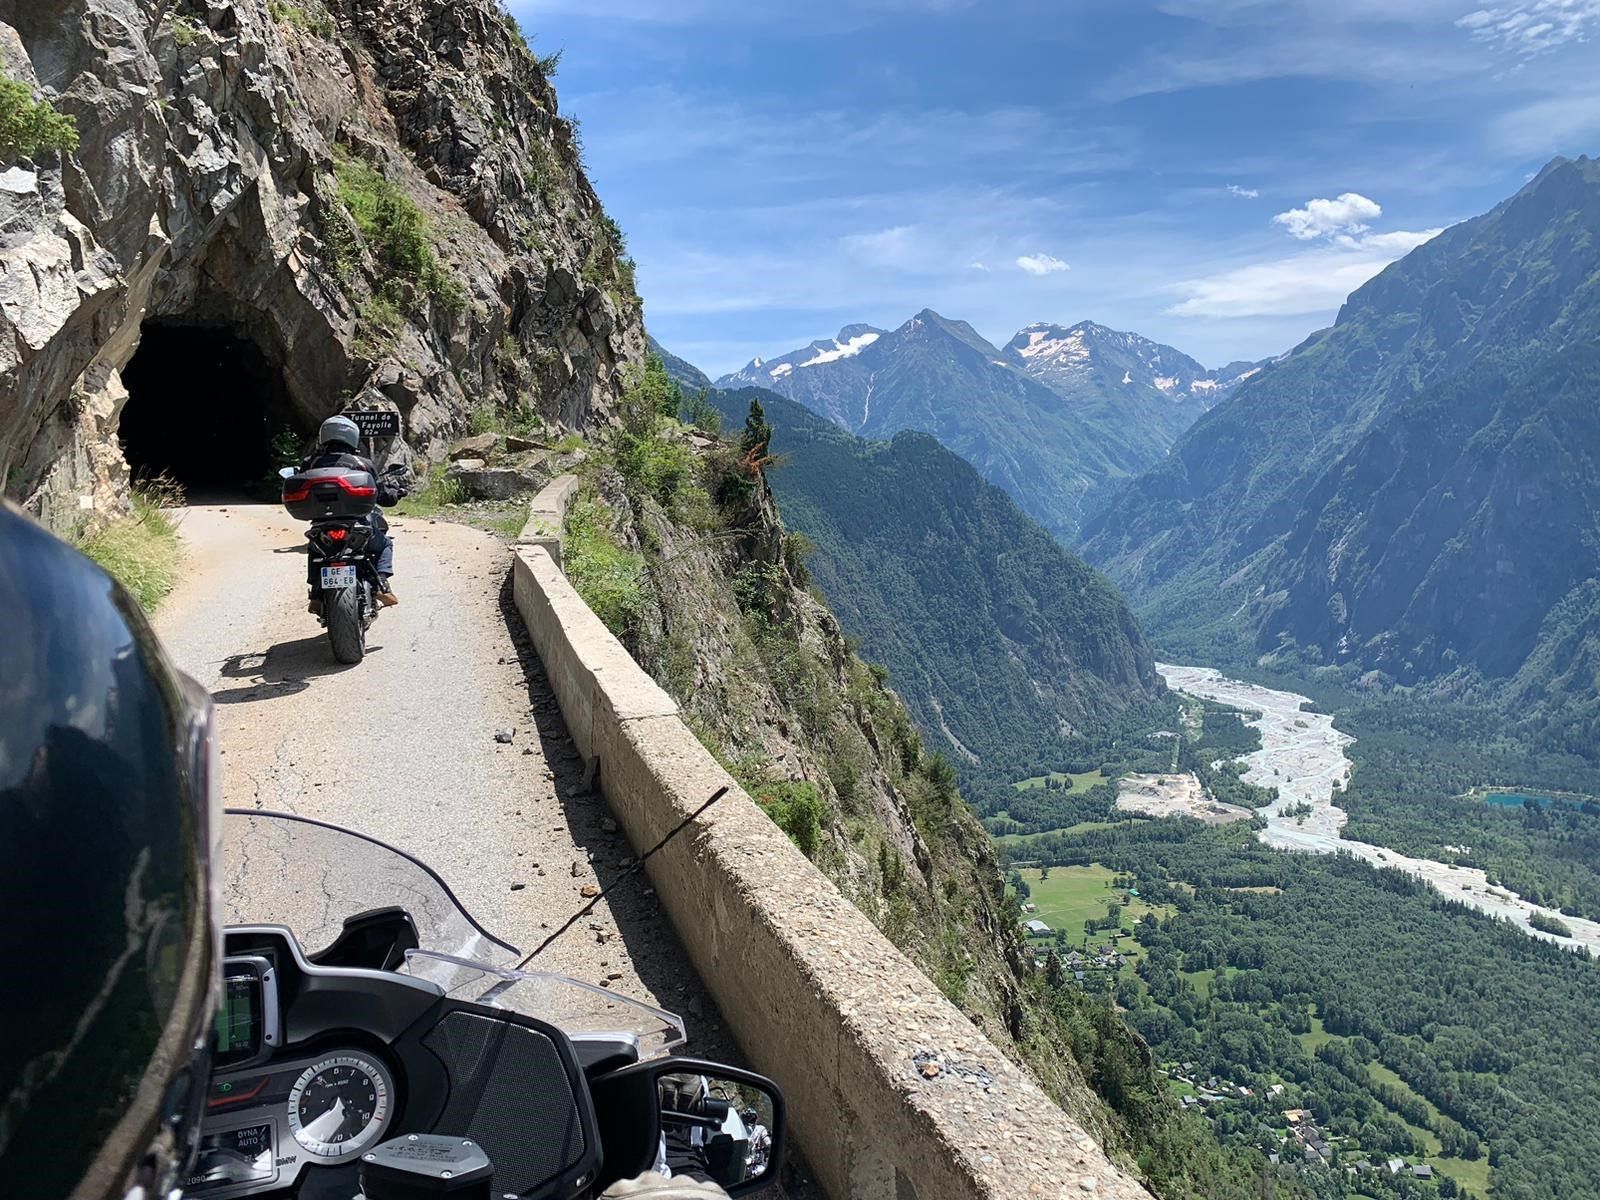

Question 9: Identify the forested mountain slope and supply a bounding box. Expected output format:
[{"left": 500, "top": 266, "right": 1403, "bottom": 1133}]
[
  {"left": 703, "top": 384, "right": 1172, "bottom": 771},
  {"left": 1082, "top": 155, "right": 1600, "bottom": 755}
]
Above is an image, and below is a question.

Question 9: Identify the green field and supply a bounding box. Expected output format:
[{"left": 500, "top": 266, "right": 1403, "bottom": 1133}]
[
  {"left": 1368, "top": 1062, "right": 1491, "bottom": 1191},
  {"left": 1017, "top": 864, "right": 1171, "bottom": 966},
  {"left": 1180, "top": 965, "right": 1237, "bottom": 1001},
  {"left": 1296, "top": 1012, "right": 1337, "bottom": 1054},
  {"left": 1013, "top": 769, "right": 1106, "bottom": 792},
  {"left": 1435, "top": 1153, "right": 1492, "bottom": 1196}
]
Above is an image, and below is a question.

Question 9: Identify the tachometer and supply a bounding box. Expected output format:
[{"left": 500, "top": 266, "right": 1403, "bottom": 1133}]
[{"left": 286, "top": 1053, "right": 394, "bottom": 1162}]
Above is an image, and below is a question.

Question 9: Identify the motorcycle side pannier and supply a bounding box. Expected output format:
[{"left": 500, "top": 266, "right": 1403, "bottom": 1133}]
[{"left": 282, "top": 467, "right": 379, "bottom": 521}]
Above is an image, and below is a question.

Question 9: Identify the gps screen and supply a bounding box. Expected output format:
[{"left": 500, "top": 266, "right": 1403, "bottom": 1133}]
[{"left": 212, "top": 973, "right": 261, "bottom": 1067}]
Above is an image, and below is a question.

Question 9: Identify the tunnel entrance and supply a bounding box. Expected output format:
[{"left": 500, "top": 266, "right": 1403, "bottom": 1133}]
[{"left": 119, "top": 322, "right": 304, "bottom": 497}]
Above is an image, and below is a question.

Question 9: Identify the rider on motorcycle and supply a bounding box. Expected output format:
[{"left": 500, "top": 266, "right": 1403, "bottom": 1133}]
[
  {"left": 0, "top": 499, "right": 730, "bottom": 1199},
  {"left": 301, "top": 414, "right": 404, "bottom": 613}
]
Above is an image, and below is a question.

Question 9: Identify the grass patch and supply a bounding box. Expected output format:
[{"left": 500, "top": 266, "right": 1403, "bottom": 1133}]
[
  {"left": 331, "top": 151, "right": 464, "bottom": 320},
  {"left": 563, "top": 492, "right": 644, "bottom": 641},
  {"left": 77, "top": 489, "right": 182, "bottom": 612},
  {"left": 1296, "top": 1012, "right": 1337, "bottom": 1055},
  {"left": 1179, "top": 966, "right": 1237, "bottom": 1001},
  {"left": 394, "top": 465, "right": 465, "bottom": 517},
  {"left": 1436, "top": 1154, "right": 1492, "bottom": 1195}
]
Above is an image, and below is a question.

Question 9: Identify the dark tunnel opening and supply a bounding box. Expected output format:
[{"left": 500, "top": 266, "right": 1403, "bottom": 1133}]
[{"left": 119, "top": 322, "right": 305, "bottom": 497}]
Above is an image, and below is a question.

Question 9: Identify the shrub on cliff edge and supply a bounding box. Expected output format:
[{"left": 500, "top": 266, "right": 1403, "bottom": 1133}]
[{"left": 0, "top": 72, "right": 80, "bottom": 162}]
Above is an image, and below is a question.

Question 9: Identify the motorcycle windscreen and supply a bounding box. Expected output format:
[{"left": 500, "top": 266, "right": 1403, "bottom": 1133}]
[
  {"left": 405, "top": 950, "right": 686, "bottom": 1060},
  {"left": 219, "top": 809, "right": 520, "bottom": 969}
]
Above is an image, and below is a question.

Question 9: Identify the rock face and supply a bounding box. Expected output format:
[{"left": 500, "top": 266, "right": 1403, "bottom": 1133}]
[{"left": 0, "top": 0, "right": 645, "bottom": 532}]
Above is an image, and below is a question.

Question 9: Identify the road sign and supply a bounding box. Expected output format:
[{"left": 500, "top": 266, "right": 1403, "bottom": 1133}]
[{"left": 341, "top": 409, "right": 402, "bottom": 439}]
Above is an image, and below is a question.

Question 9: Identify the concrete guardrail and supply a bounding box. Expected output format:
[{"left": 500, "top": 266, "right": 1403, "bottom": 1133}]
[
  {"left": 516, "top": 473, "right": 581, "bottom": 568},
  {"left": 512, "top": 476, "right": 1152, "bottom": 1200}
]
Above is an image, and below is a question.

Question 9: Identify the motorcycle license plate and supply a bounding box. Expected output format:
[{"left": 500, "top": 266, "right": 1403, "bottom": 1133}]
[{"left": 320, "top": 565, "right": 358, "bottom": 590}]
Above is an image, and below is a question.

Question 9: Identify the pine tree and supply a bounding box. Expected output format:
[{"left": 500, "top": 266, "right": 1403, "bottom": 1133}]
[{"left": 742, "top": 397, "right": 773, "bottom": 456}]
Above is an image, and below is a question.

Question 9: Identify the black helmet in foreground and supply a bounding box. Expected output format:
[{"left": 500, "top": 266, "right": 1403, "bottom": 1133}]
[{"left": 0, "top": 500, "right": 219, "bottom": 1199}]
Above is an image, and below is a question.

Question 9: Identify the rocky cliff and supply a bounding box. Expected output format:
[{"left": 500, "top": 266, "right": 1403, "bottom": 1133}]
[{"left": 0, "top": 0, "right": 644, "bottom": 532}]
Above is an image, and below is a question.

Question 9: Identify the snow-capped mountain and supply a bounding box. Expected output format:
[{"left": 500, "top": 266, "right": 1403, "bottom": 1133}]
[
  {"left": 1002, "top": 321, "right": 1260, "bottom": 418},
  {"left": 726, "top": 324, "right": 889, "bottom": 385},
  {"left": 715, "top": 309, "right": 1240, "bottom": 540}
]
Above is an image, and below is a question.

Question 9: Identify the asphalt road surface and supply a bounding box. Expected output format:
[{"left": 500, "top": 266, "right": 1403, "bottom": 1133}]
[{"left": 151, "top": 501, "right": 748, "bottom": 1046}]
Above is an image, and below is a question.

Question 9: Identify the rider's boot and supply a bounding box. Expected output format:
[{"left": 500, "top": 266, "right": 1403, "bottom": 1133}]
[{"left": 377, "top": 575, "right": 399, "bottom": 607}]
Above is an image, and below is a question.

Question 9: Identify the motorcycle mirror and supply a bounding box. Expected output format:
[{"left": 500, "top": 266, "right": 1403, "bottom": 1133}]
[
  {"left": 658, "top": 1067, "right": 782, "bottom": 1193},
  {"left": 589, "top": 1057, "right": 785, "bottom": 1196},
  {"left": 278, "top": 466, "right": 296, "bottom": 479}
]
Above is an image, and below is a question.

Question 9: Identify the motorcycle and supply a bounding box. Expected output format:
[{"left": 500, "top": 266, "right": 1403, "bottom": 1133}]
[
  {"left": 278, "top": 464, "right": 408, "bottom": 665},
  {"left": 200, "top": 809, "right": 785, "bottom": 1200}
]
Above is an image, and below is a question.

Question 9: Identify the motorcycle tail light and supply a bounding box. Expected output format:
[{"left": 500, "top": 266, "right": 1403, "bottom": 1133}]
[
  {"left": 332, "top": 476, "right": 376, "bottom": 498},
  {"left": 327, "top": 528, "right": 348, "bottom": 541}
]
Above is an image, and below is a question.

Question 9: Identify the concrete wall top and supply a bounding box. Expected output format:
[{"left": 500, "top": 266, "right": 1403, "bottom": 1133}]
[
  {"left": 509, "top": 519, "right": 1154, "bottom": 1200},
  {"left": 516, "top": 473, "right": 581, "bottom": 568}
]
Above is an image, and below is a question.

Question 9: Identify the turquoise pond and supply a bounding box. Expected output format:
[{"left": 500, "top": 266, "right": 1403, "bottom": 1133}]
[{"left": 1484, "top": 791, "right": 1554, "bottom": 807}]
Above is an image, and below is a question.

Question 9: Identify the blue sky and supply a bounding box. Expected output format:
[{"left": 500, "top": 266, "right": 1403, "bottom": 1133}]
[{"left": 513, "top": 0, "right": 1600, "bottom": 375}]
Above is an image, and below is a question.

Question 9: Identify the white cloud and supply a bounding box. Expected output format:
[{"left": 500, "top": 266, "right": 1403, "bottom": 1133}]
[
  {"left": 1352, "top": 228, "right": 1445, "bottom": 254},
  {"left": 1273, "top": 192, "right": 1384, "bottom": 240},
  {"left": 842, "top": 225, "right": 917, "bottom": 268},
  {"left": 1488, "top": 86, "right": 1600, "bottom": 151},
  {"left": 1228, "top": 184, "right": 1261, "bottom": 198},
  {"left": 968, "top": 261, "right": 990, "bottom": 271},
  {"left": 1016, "top": 253, "right": 1070, "bottom": 276},
  {"left": 1457, "top": 1, "right": 1600, "bottom": 55},
  {"left": 1166, "top": 228, "right": 1442, "bottom": 319}
]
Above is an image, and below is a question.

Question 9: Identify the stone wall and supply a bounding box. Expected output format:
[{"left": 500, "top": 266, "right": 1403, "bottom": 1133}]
[{"left": 509, "top": 497, "right": 1153, "bottom": 1200}]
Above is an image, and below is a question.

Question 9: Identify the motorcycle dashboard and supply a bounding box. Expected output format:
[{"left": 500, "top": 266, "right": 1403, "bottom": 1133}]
[{"left": 190, "top": 926, "right": 600, "bottom": 1200}]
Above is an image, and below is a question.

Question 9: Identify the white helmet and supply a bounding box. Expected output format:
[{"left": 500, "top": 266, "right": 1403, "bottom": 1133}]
[{"left": 318, "top": 414, "right": 361, "bottom": 451}]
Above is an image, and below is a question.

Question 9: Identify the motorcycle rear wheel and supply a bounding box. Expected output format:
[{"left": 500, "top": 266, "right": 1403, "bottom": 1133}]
[{"left": 326, "top": 583, "right": 366, "bottom": 664}]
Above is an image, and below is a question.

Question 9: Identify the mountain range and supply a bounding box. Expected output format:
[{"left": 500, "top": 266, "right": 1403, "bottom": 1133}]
[
  {"left": 719, "top": 312, "right": 1260, "bottom": 541},
  {"left": 1083, "top": 153, "right": 1600, "bottom": 758},
  {"left": 650, "top": 367, "right": 1174, "bottom": 769}
]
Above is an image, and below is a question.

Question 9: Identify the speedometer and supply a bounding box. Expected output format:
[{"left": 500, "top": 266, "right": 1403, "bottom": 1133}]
[{"left": 286, "top": 1053, "right": 394, "bottom": 1162}]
